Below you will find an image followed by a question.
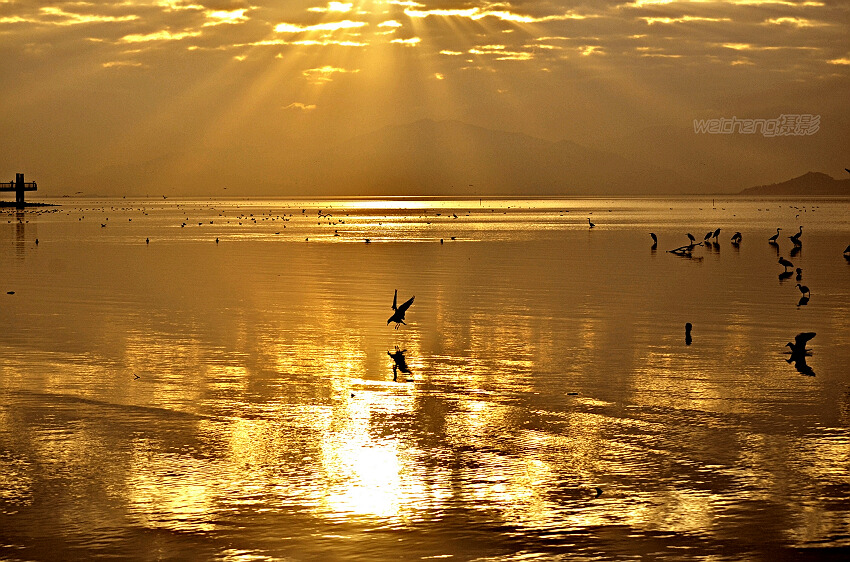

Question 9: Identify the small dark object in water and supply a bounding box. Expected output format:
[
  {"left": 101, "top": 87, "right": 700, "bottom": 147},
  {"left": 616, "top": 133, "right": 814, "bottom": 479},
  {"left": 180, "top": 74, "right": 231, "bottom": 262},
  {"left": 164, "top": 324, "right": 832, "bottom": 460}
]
[
  {"left": 6, "top": 291, "right": 14, "bottom": 295},
  {"left": 567, "top": 392, "right": 579, "bottom": 396},
  {"left": 595, "top": 487, "right": 603, "bottom": 498},
  {"left": 685, "top": 322, "right": 692, "bottom": 345}
]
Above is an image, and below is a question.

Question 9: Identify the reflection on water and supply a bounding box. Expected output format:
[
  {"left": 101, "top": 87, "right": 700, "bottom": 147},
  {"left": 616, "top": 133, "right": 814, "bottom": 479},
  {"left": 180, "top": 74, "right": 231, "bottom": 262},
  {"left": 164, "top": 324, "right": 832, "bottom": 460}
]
[{"left": 1, "top": 198, "right": 850, "bottom": 559}]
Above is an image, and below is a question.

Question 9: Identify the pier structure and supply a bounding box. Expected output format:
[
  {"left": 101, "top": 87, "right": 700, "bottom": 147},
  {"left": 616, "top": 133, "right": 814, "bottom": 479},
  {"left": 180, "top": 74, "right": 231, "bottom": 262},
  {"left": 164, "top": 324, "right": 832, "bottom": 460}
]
[{"left": 1, "top": 173, "right": 37, "bottom": 207}]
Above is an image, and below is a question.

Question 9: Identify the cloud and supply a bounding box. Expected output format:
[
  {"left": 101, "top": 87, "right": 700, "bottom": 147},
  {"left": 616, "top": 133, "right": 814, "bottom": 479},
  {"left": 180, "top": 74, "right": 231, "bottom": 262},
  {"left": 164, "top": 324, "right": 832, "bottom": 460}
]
[
  {"left": 302, "top": 65, "right": 359, "bottom": 83},
  {"left": 120, "top": 29, "right": 202, "bottom": 43},
  {"left": 308, "top": 2, "right": 353, "bottom": 13},
  {"left": 284, "top": 102, "right": 317, "bottom": 110},
  {"left": 391, "top": 37, "right": 421, "bottom": 46},
  {"left": 274, "top": 20, "right": 367, "bottom": 33}
]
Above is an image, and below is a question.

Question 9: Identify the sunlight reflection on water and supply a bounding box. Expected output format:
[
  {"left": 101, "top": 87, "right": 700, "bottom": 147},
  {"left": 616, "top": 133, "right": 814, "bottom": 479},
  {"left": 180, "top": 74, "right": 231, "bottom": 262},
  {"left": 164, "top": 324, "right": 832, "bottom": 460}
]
[{"left": 1, "top": 197, "right": 849, "bottom": 559}]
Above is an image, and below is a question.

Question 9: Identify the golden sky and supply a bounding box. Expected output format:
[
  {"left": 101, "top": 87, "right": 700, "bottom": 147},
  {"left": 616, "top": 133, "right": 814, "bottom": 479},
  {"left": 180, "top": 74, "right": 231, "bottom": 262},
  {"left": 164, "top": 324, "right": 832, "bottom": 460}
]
[{"left": 1, "top": 1, "right": 848, "bottom": 195}]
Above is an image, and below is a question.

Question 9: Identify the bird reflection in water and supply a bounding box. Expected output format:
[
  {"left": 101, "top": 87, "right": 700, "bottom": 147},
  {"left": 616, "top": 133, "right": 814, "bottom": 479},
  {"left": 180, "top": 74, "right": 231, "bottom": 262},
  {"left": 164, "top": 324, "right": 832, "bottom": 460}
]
[
  {"left": 786, "top": 332, "right": 816, "bottom": 376},
  {"left": 388, "top": 346, "right": 411, "bottom": 382}
]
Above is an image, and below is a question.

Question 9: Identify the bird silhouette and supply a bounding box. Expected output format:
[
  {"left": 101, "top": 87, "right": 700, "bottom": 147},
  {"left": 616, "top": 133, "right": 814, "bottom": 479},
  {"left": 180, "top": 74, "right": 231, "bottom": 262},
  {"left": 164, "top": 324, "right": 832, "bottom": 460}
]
[
  {"left": 703, "top": 231, "right": 713, "bottom": 243},
  {"left": 731, "top": 232, "right": 742, "bottom": 244},
  {"left": 588, "top": 218, "right": 595, "bottom": 228},
  {"left": 786, "top": 332, "right": 816, "bottom": 358},
  {"left": 685, "top": 322, "right": 692, "bottom": 345},
  {"left": 795, "top": 267, "right": 803, "bottom": 281},
  {"left": 388, "top": 289, "right": 415, "bottom": 329},
  {"left": 786, "top": 332, "right": 816, "bottom": 375},
  {"left": 778, "top": 257, "right": 793, "bottom": 272},
  {"left": 650, "top": 232, "right": 657, "bottom": 246},
  {"left": 789, "top": 226, "right": 803, "bottom": 246},
  {"left": 796, "top": 283, "right": 810, "bottom": 297},
  {"left": 687, "top": 233, "right": 696, "bottom": 243},
  {"left": 712, "top": 228, "right": 721, "bottom": 241},
  {"left": 768, "top": 228, "right": 781, "bottom": 243},
  {"left": 388, "top": 346, "right": 411, "bottom": 381}
]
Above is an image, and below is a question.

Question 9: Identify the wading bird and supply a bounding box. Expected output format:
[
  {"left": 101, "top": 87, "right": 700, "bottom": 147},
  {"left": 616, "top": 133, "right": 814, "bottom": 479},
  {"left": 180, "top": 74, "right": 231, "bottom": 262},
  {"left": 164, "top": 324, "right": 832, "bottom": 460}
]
[
  {"left": 388, "top": 290, "right": 415, "bottom": 329},
  {"left": 588, "top": 218, "right": 595, "bottom": 228},
  {"left": 731, "top": 232, "right": 742, "bottom": 244},
  {"left": 703, "top": 231, "right": 713, "bottom": 243},
  {"left": 768, "top": 228, "right": 781, "bottom": 244},
  {"left": 796, "top": 283, "right": 810, "bottom": 297},
  {"left": 713, "top": 228, "right": 721, "bottom": 242},
  {"left": 650, "top": 232, "right": 657, "bottom": 246},
  {"left": 786, "top": 332, "right": 816, "bottom": 360},
  {"left": 687, "top": 233, "right": 696, "bottom": 243},
  {"left": 778, "top": 257, "right": 793, "bottom": 272},
  {"left": 789, "top": 226, "right": 803, "bottom": 246}
]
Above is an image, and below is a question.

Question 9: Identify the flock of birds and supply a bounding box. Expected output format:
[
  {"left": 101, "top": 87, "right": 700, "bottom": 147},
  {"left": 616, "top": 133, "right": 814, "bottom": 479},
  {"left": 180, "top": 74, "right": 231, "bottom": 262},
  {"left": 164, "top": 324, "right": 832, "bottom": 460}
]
[{"left": 643, "top": 223, "right": 844, "bottom": 377}]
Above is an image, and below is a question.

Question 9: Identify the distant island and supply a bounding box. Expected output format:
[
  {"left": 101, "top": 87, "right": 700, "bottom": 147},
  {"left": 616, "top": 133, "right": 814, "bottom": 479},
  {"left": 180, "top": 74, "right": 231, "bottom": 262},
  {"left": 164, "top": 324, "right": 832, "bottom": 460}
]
[{"left": 738, "top": 171, "right": 850, "bottom": 196}]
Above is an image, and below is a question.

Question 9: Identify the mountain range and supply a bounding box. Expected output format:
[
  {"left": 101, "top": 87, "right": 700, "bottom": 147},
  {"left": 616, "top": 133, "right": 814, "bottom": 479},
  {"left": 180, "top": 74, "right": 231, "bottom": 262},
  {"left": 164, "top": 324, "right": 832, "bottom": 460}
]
[
  {"left": 295, "top": 119, "right": 708, "bottom": 196},
  {"left": 738, "top": 171, "right": 850, "bottom": 196}
]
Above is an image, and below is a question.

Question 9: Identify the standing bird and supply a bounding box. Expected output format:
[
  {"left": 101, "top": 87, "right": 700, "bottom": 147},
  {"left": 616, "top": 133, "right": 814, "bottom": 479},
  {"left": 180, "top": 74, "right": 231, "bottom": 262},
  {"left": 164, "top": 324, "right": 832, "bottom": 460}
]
[
  {"left": 388, "top": 289, "right": 415, "bottom": 329},
  {"left": 686, "top": 233, "right": 696, "bottom": 243},
  {"left": 712, "top": 228, "right": 721, "bottom": 242},
  {"left": 778, "top": 257, "right": 793, "bottom": 272},
  {"left": 768, "top": 228, "right": 782, "bottom": 244},
  {"left": 796, "top": 283, "right": 810, "bottom": 297},
  {"left": 703, "top": 231, "right": 713, "bottom": 244},
  {"left": 588, "top": 218, "right": 595, "bottom": 228},
  {"left": 731, "top": 232, "right": 742, "bottom": 244},
  {"left": 650, "top": 232, "right": 657, "bottom": 246},
  {"left": 789, "top": 226, "right": 803, "bottom": 246}
]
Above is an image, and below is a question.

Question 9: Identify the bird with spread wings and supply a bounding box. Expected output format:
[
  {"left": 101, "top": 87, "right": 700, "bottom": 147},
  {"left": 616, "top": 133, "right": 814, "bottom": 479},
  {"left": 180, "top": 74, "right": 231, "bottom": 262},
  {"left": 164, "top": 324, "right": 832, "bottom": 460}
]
[{"left": 388, "top": 289, "right": 415, "bottom": 329}]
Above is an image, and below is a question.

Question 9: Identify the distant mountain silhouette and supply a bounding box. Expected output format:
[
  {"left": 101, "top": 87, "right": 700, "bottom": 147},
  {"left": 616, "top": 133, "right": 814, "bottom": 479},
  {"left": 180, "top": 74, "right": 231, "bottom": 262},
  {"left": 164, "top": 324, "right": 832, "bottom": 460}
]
[
  {"left": 301, "top": 119, "right": 707, "bottom": 196},
  {"left": 738, "top": 171, "right": 850, "bottom": 196}
]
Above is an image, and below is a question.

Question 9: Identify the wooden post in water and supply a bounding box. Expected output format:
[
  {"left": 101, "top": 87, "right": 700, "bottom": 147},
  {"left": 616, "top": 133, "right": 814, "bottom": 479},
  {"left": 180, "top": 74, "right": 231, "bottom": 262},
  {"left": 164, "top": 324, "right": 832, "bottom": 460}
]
[
  {"left": 16, "top": 173, "right": 25, "bottom": 207},
  {"left": 2, "top": 173, "right": 38, "bottom": 208}
]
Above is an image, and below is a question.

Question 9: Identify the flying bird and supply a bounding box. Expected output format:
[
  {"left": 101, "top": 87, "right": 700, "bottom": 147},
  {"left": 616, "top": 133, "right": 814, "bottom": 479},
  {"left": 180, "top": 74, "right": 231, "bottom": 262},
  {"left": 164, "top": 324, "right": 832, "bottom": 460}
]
[
  {"left": 778, "top": 257, "right": 793, "bottom": 272},
  {"left": 388, "top": 289, "right": 415, "bottom": 329},
  {"left": 768, "top": 228, "right": 781, "bottom": 243}
]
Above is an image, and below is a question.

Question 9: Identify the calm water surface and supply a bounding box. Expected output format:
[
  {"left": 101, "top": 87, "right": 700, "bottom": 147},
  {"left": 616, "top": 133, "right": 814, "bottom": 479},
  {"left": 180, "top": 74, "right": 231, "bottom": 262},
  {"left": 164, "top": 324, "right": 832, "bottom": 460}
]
[{"left": 1, "top": 197, "right": 849, "bottom": 560}]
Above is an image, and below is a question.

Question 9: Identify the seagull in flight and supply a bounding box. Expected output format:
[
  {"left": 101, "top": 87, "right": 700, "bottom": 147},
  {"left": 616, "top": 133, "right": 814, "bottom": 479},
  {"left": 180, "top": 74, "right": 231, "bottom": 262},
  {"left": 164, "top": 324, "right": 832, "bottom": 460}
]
[{"left": 388, "top": 289, "right": 414, "bottom": 329}]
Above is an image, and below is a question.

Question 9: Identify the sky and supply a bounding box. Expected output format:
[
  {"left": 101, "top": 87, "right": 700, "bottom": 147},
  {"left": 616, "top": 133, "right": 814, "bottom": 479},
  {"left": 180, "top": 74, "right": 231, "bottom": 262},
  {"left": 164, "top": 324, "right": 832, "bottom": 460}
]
[{"left": 1, "top": 1, "right": 848, "bottom": 196}]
